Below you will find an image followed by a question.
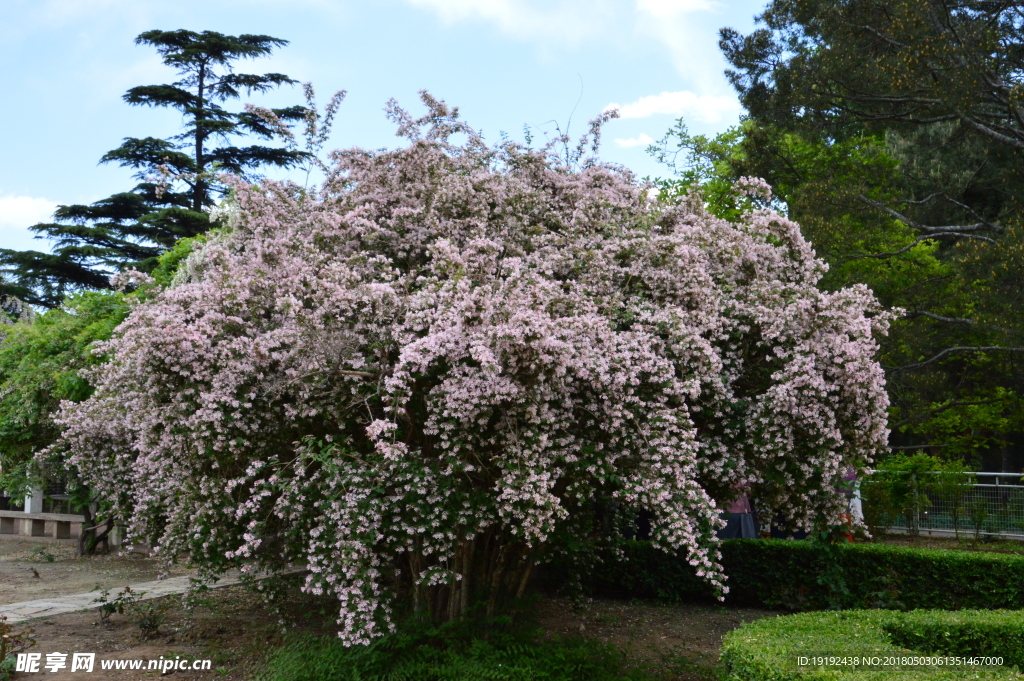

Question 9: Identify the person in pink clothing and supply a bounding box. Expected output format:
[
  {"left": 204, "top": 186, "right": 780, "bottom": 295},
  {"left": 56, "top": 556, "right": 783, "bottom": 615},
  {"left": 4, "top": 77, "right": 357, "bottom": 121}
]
[
  {"left": 726, "top": 494, "right": 752, "bottom": 515},
  {"left": 718, "top": 485, "right": 758, "bottom": 539}
]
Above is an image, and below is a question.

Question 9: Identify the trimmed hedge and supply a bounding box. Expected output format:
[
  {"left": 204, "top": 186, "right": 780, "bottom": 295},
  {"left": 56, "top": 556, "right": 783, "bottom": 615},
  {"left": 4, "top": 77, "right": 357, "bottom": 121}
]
[
  {"left": 584, "top": 539, "right": 1024, "bottom": 610},
  {"left": 722, "top": 609, "right": 1024, "bottom": 680}
]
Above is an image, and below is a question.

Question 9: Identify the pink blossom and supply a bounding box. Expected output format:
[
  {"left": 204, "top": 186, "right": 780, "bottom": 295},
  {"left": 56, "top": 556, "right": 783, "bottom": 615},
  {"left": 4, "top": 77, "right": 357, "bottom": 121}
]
[{"left": 52, "top": 93, "right": 891, "bottom": 644}]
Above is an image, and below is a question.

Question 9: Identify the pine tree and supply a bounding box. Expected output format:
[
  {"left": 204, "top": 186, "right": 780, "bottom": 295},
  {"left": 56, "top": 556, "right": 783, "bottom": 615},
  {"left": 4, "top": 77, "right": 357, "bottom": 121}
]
[{"left": 0, "top": 30, "right": 309, "bottom": 308}]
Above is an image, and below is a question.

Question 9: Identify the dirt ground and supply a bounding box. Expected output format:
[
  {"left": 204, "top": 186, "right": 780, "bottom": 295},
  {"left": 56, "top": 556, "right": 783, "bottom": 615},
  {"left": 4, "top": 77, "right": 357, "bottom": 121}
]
[
  {"left": 0, "top": 540, "right": 193, "bottom": 606},
  {"left": 536, "top": 597, "right": 778, "bottom": 679},
  {"left": 7, "top": 583, "right": 286, "bottom": 681},
  {"left": 2, "top": 538, "right": 780, "bottom": 681},
  {"left": 17, "top": 535, "right": 1018, "bottom": 680},
  {"left": 9, "top": 586, "right": 775, "bottom": 681}
]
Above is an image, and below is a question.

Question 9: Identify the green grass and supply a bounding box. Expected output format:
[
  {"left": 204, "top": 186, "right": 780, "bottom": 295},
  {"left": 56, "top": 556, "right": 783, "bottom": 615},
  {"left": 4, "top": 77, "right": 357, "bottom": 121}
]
[{"left": 722, "top": 609, "right": 1024, "bottom": 680}]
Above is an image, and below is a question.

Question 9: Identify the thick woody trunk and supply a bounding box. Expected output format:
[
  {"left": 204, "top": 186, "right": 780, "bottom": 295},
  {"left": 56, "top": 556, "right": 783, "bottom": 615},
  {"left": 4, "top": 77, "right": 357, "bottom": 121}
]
[
  {"left": 77, "top": 507, "right": 114, "bottom": 556},
  {"left": 405, "top": 530, "right": 534, "bottom": 622}
]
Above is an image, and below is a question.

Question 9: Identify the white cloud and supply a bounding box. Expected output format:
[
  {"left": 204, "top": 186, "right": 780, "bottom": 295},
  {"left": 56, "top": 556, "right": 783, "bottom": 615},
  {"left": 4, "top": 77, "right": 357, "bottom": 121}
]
[
  {"left": 635, "top": 0, "right": 717, "bottom": 18},
  {"left": 614, "top": 132, "right": 654, "bottom": 148},
  {"left": 0, "top": 195, "right": 58, "bottom": 233},
  {"left": 605, "top": 90, "right": 741, "bottom": 123},
  {"left": 399, "top": 0, "right": 618, "bottom": 45},
  {"left": 633, "top": 0, "right": 729, "bottom": 91},
  {"left": 0, "top": 196, "right": 58, "bottom": 253},
  {"left": 399, "top": 0, "right": 736, "bottom": 90}
]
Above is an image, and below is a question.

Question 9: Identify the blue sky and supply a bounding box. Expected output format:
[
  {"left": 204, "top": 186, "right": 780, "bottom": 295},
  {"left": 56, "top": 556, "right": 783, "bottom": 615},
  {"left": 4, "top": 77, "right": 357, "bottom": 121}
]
[{"left": 0, "top": 0, "right": 766, "bottom": 253}]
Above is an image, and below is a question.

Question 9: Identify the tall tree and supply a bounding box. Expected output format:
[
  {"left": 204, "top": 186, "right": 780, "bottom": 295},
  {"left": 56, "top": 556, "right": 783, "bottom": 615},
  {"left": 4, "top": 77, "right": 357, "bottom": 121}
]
[
  {"left": 720, "top": 0, "right": 1024, "bottom": 153},
  {"left": 0, "top": 30, "right": 309, "bottom": 308},
  {"left": 716, "top": 0, "right": 1024, "bottom": 466}
]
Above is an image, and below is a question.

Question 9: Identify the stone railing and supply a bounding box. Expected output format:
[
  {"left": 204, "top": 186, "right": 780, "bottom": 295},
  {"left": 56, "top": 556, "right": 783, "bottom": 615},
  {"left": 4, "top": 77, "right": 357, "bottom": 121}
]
[{"left": 0, "top": 510, "right": 86, "bottom": 542}]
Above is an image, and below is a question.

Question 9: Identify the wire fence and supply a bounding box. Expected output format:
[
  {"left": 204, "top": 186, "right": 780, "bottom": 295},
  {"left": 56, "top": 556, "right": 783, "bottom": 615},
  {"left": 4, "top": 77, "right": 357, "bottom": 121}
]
[{"left": 861, "top": 471, "right": 1024, "bottom": 540}]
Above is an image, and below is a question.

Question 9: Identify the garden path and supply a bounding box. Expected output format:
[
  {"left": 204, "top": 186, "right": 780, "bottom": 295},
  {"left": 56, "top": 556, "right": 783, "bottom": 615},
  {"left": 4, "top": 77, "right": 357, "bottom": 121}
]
[{"left": 0, "top": 568, "right": 305, "bottom": 623}]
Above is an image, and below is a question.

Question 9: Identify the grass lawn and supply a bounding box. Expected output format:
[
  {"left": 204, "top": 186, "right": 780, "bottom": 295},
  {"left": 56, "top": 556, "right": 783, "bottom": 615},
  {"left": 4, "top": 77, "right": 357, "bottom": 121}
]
[{"left": 873, "top": 533, "right": 1024, "bottom": 555}]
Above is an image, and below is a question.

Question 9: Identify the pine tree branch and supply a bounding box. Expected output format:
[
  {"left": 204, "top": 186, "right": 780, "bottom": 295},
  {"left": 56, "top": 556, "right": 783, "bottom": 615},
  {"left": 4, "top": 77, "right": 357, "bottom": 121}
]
[{"left": 842, "top": 232, "right": 995, "bottom": 261}]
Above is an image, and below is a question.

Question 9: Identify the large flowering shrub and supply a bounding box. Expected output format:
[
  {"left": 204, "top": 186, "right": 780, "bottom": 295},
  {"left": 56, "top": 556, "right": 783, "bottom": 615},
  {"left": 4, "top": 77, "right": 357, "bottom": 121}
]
[{"left": 55, "top": 95, "right": 890, "bottom": 644}]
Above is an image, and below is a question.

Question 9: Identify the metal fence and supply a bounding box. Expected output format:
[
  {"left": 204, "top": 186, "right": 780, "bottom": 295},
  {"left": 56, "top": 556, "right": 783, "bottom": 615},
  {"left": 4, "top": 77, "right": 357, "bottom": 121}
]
[{"left": 860, "top": 471, "right": 1024, "bottom": 540}]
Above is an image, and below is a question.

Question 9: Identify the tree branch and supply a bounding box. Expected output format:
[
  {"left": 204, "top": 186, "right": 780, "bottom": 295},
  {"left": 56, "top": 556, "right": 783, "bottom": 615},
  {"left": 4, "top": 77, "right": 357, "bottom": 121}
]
[
  {"left": 903, "top": 311, "right": 974, "bottom": 325},
  {"left": 850, "top": 23, "right": 910, "bottom": 49},
  {"left": 335, "top": 370, "right": 377, "bottom": 378},
  {"left": 843, "top": 232, "right": 995, "bottom": 261},
  {"left": 858, "top": 195, "right": 1003, "bottom": 234},
  {"left": 898, "top": 192, "right": 944, "bottom": 205},
  {"left": 956, "top": 110, "right": 1024, "bottom": 149},
  {"left": 893, "top": 400, "right": 1003, "bottom": 428},
  {"left": 889, "top": 346, "right": 1024, "bottom": 372}
]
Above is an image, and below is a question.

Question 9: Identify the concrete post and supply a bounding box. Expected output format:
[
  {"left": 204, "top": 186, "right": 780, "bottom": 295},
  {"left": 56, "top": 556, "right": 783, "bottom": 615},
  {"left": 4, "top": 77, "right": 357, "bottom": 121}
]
[
  {"left": 24, "top": 485, "right": 44, "bottom": 514},
  {"left": 850, "top": 481, "right": 864, "bottom": 523}
]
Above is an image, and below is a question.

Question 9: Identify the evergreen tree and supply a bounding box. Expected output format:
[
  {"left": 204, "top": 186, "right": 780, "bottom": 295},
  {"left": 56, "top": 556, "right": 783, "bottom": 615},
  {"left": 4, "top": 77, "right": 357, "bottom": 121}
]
[
  {"left": 716, "top": 0, "right": 1024, "bottom": 465},
  {"left": 0, "top": 30, "right": 309, "bottom": 308}
]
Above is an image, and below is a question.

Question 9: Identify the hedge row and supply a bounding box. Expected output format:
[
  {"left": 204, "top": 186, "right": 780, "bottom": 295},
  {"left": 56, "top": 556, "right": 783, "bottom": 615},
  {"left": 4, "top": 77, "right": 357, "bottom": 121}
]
[
  {"left": 721, "top": 609, "right": 1024, "bottom": 680},
  {"left": 582, "top": 539, "right": 1024, "bottom": 610}
]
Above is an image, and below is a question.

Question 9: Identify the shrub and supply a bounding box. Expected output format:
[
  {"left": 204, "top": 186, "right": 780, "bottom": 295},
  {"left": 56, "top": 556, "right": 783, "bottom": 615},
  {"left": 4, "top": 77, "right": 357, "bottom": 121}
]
[
  {"left": 0, "top": 241, "right": 204, "bottom": 555},
  {"left": 55, "top": 94, "right": 892, "bottom": 644},
  {"left": 861, "top": 454, "right": 972, "bottom": 536},
  {"left": 257, "top": 616, "right": 654, "bottom": 681},
  {"left": 722, "top": 609, "right": 1024, "bottom": 680},
  {"left": 582, "top": 539, "right": 1024, "bottom": 611},
  {"left": 92, "top": 586, "right": 170, "bottom": 637},
  {"left": 0, "top": 615, "right": 35, "bottom": 681}
]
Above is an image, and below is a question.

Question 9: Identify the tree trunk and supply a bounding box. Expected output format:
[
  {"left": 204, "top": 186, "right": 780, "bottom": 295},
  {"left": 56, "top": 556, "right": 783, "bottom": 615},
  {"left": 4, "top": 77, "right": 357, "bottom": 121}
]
[
  {"left": 78, "top": 511, "right": 114, "bottom": 557},
  {"left": 77, "top": 505, "right": 94, "bottom": 557},
  {"left": 193, "top": 62, "right": 207, "bottom": 212},
  {"left": 403, "top": 531, "right": 534, "bottom": 623}
]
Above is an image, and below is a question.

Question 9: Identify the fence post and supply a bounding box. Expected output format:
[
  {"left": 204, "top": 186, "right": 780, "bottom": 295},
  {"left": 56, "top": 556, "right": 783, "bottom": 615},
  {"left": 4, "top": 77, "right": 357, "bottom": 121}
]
[
  {"left": 996, "top": 474, "right": 1001, "bottom": 533},
  {"left": 911, "top": 473, "right": 920, "bottom": 536}
]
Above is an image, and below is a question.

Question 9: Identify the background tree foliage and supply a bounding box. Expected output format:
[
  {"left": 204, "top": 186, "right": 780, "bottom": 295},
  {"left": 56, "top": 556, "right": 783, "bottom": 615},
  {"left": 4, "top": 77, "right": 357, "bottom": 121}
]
[
  {"left": 667, "top": 0, "right": 1024, "bottom": 467},
  {"left": 0, "top": 292, "right": 129, "bottom": 477},
  {"left": 0, "top": 238, "right": 201, "bottom": 554},
  {"left": 0, "top": 240, "right": 197, "bottom": 483},
  {"left": 0, "top": 30, "right": 307, "bottom": 308}
]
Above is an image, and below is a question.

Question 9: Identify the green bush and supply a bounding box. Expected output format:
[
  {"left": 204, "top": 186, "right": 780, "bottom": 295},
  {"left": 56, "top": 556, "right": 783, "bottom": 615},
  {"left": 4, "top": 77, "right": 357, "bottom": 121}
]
[
  {"left": 257, "top": 616, "right": 658, "bottom": 681},
  {"left": 860, "top": 455, "right": 973, "bottom": 536},
  {"left": 722, "top": 609, "right": 1024, "bottom": 680},
  {"left": 581, "top": 539, "right": 1024, "bottom": 611}
]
